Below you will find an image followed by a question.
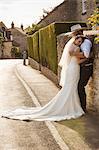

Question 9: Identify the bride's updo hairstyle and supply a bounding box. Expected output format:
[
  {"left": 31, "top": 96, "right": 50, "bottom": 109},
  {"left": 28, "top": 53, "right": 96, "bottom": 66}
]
[{"left": 75, "top": 35, "right": 85, "bottom": 41}]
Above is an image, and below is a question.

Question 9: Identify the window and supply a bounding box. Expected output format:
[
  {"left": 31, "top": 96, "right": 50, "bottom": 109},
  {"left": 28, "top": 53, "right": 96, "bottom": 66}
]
[
  {"left": 96, "top": 0, "right": 99, "bottom": 8},
  {"left": 96, "top": 0, "right": 99, "bottom": 4},
  {"left": 82, "top": 0, "right": 87, "bottom": 15}
]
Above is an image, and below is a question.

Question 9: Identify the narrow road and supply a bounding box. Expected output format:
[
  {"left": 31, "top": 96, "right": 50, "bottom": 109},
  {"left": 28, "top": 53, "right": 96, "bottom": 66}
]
[{"left": 0, "top": 59, "right": 61, "bottom": 150}]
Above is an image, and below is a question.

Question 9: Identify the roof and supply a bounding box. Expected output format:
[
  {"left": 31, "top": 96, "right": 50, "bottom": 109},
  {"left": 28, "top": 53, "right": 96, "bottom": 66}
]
[
  {"left": 37, "top": 1, "right": 65, "bottom": 25},
  {"left": 0, "top": 21, "right": 7, "bottom": 29},
  {"left": 9, "top": 27, "right": 26, "bottom": 35},
  {"left": 15, "top": 27, "right": 26, "bottom": 35}
]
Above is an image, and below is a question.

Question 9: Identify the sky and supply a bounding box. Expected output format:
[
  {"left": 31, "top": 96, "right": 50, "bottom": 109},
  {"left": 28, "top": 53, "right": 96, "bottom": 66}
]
[{"left": 0, "top": 0, "right": 64, "bottom": 28}]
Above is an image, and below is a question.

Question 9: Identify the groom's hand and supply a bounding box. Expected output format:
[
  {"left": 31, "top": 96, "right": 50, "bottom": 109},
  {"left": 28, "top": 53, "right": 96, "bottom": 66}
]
[{"left": 69, "top": 51, "right": 85, "bottom": 58}]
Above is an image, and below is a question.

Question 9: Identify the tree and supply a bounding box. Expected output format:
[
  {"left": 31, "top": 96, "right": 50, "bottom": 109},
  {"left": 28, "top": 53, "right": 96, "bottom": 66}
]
[
  {"left": 11, "top": 46, "right": 21, "bottom": 58},
  {"left": 26, "top": 24, "right": 43, "bottom": 35}
]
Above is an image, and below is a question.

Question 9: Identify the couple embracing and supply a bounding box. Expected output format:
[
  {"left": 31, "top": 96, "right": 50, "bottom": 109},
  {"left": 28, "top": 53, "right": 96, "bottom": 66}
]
[{"left": 1, "top": 24, "right": 93, "bottom": 121}]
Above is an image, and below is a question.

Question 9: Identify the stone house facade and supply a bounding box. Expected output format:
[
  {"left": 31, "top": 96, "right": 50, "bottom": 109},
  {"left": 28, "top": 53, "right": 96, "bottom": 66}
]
[
  {"left": 2, "top": 41, "right": 12, "bottom": 58},
  {"left": 9, "top": 25, "right": 28, "bottom": 57},
  {"left": 38, "top": 0, "right": 96, "bottom": 27},
  {"left": 0, "top": 22, "right": 12, "bottom": 58}
]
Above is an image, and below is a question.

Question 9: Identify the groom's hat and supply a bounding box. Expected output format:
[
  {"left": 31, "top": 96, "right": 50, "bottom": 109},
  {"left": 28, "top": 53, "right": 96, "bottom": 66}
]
[{"left": 64, "top": 24, "right": 87, "bottom": 36}]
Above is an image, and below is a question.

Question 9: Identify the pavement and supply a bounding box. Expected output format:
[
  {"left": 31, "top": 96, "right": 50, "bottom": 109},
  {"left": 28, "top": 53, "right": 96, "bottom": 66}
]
[{"left": 15, "top": 60, "right": 99, "bottom": 150}]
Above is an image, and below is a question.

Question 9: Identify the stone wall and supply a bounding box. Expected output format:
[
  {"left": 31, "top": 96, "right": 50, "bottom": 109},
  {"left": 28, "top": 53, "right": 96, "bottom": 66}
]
[
  {"left": 85, "top": 44, "right": 99, "bottom": 112},
  {"left": 93, "top": 45, "right": 99, "bottom": 112},
  {"left": 28, "top": 57, "right": 59, "bottom": 86},
  {"left": 28, "top": 57, "right": 40, "bottom": 70},
  {"left": 38, "top": 0, "right": 96, "bottom": 27},
  {"left": 3, "top": 41, "right": 12, "bottom": 58}
]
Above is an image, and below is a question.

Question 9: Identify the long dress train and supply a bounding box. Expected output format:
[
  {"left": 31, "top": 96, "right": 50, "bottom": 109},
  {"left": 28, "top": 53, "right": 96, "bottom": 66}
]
[{"left": 1, "top": 55, "right": 84, "bottom": 121}]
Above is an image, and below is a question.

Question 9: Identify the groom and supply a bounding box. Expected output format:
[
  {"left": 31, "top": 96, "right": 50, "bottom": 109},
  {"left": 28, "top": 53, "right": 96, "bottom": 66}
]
[
  {"left": 78, "top": 36, "right": 93, "bottom": 112},
  {"left": 68, "top": 24, "right": 94, "bottom": 112}
]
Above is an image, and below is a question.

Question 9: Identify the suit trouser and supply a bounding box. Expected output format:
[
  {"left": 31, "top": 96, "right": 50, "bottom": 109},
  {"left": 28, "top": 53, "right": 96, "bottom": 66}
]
[
  {"left": 78, "top": 65, "right": 93, "bottom": 111},
  {"left": 23, "top": 59, "right": 26, "bottom": 65}
]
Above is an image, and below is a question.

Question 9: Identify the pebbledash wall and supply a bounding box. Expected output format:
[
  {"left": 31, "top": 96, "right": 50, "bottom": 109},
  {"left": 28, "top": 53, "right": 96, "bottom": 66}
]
[{"left": 57, "top": 34, "right": 99, "bottom": 112}]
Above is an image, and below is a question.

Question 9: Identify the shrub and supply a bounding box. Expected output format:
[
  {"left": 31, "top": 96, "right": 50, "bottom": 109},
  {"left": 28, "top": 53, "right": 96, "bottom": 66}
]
[{"left": 11, "top": 46, "right": 21, "bottom": 58}]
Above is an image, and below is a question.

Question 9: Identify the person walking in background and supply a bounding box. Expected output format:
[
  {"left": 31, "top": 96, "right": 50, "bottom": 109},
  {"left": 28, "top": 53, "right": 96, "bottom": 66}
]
[{"left": 23, "top": 50, "right": 27, "bottom": 65}]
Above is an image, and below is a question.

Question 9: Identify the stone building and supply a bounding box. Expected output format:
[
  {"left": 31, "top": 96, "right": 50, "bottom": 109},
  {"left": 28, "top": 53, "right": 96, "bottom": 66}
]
[
  {"left": 0, "top": 21, "right": 12, "bottom": 58},
  {"left": 0, "top": 22, "right": 28, "bottom": 59},
  {"left": 2, "top": 41, "right": 12, "bottom": 58},
  {"left": 38, "top": 0, "right": 97, "bottom": 27},
  {"left": 9, "top": 23, "right": 28, "bottom": 57}
]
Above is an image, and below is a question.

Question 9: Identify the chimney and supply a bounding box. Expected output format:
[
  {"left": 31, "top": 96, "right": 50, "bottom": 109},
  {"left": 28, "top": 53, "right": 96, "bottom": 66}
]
[
  {"left": 11, "top": 21, "right": 14, "bottom": 29},
  {"left": 21, "top": 24, "right": 24, "bottom": 30}
]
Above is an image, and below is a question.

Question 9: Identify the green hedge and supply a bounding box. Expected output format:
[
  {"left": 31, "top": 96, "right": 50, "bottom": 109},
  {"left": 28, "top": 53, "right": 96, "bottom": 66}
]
[
  {"left": 32, "top": 31, "right": 39, "bottom": 62},
  {"left": 27, "top": 35, "right": 33, "bottom": 58},
  {"left": 27, "top": 32, "right": 40, "bottom": 62},
  {"left": 39, "top": 23, "right": 57, "bottom": 74},
  {"left": 27, "top": 22, "right": 87, "bottom": 75}
]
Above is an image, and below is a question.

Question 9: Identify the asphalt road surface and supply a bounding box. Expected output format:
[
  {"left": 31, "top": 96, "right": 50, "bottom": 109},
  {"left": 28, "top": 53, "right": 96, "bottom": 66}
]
[{"left": 0, "top": 59, "right": 61, "bottom": 150}]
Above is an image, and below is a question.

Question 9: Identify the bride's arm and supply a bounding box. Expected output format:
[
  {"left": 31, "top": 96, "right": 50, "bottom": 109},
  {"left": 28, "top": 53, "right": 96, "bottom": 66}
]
[{"left": 69, "top": 47, "right": 87, "bottom": 64}]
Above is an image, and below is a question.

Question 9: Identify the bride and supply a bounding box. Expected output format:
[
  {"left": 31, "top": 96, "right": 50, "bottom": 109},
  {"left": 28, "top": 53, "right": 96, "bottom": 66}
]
[{"left": 1, "top": 35, "right": 86, "bottom": 121}]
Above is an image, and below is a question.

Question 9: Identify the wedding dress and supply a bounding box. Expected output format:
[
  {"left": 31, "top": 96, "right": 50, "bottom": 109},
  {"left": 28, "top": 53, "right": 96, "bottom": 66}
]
[{"left": 1, "top": 38, "right": 84, "bottom": 121}]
